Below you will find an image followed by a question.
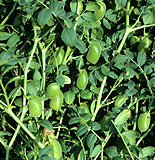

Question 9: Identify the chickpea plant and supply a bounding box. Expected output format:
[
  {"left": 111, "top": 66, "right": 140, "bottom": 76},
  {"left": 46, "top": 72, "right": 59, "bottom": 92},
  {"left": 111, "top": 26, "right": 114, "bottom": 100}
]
[{"left": 0, "top": 0, "right": 155, "bottom": 160}]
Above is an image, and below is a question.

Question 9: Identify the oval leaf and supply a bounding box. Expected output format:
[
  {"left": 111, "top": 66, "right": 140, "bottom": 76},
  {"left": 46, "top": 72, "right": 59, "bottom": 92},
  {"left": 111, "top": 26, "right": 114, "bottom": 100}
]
[
  {"left": 38, "top": 8, "right": 51, "bottom": 26},
  {"left": 61, "top": 27, "right": 76, "bottom": 47},
  {"left": 76, "top": 125, "right": 87, "bottom": 137}
]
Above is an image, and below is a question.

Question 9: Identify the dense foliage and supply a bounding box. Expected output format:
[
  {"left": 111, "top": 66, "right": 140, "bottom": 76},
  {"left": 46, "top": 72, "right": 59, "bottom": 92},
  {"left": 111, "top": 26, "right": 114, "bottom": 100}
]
[{"left": 0, "top": 0, "right": 155, "bottom": 159}]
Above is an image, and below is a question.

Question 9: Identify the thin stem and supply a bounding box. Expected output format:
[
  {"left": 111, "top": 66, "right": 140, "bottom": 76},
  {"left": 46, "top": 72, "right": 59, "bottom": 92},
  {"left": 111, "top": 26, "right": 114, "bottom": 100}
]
[
  {"left": 6, "top": 108, "right": 45, "bottom": 148},
  {"left": 112, "top": 121, "right": 134, "bottom": 160},
  {"left": 131, "top": 23, "right": 155, "bottom": 32},
  {"left": 126, "top": 0, "right": 131, "bottom": 27},
  {"left": 0, "top": 2, "right": 17, "bottom": 25},
  {"left": 117, "top": 27, "right": 132, "bottom": 53},
  {"left": 92, "top": 76, "right": 107, "bottom": 121},
  {"left": 56, "top": 109, "right": 66, "bottom": 139},
  {"left": 136, "top": 121, "right": 155, "bottom": 146},
  {"left": 0, "top": 81, "right": 10, "bottom": 107}
]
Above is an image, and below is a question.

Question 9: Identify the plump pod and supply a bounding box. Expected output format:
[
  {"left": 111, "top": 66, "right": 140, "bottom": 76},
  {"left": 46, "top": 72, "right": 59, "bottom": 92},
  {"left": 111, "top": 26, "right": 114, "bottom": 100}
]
[
  {"left": 76, "top": 70, "right": 88, "bottom": 90},
  {"left": 28, "top": 95, "right": 42, "bottom": 117},
  {"left": 137, "top": 37, "right": 152, "bottom": 53},
  {"left": 86, "top": 42, "right": 101, "bottom": 64},
  {"left": 138, "top": 112, "right": 151, "bottom": 132},
  {"left": 49, "top": 91, "right": 63, "bottom": 111},
  {"left": 46, "top": 83, "right": 60, "bottom": 99},
  {"left": 94, "top": 2, "right": 106, "bottom": 20},
  {"left": 53, "top": 48, "right": 65, "bottom": 65},
  {"left": 49, "top": 139, "right": 62, "bottom": 160},
  {"left": 115, "top": 95, "right": 128, "bottom": 108}
]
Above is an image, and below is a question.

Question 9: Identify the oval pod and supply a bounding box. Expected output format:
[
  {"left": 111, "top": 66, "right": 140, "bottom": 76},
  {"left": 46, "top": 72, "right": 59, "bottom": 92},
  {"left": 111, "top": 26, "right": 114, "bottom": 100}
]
[
  {"left": 86, "top": 42, "right": 101, "bottom": 64},
  {"left": 53, "top": 48, "right": 65, "bottom": 65},
  {"left": 49, "top": 91, "right": 63, "bottom": 111},
  {"left": 46, "top": 83, "right": 60, "bottom": 99},
  {"left": 115, "top": 95, "right": 128, "bottom": 108},
  {"left": 114, "top": 109, "right": 131, "bottom": 125},
  {"left": 28, "top": 95, "right": 42, "bottom": 117},
  {"left": 94, "top": 2, "right": 106, "bottom": 20},
  {"left": 138, "top": 112, "right": 151, "bottom": 132},
  {"left": 76, "top": 70, "right": 88, "bottom": 90},
  {"left": 49, "top": 139, "right": 62, "bottom": 160}
]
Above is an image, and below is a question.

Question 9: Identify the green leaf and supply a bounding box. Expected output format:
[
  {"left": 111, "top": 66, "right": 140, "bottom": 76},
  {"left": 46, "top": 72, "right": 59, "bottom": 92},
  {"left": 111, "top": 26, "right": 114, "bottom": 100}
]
[
  {"left": 101, "top": 65, "right": 110, "bottom": 75},
  {"left": 0, "top": 131, "right": 12, "bottom": 136},
  {"left": 87, "top": 133, "right": 97, "bottom": 148},
  {"left": 143, "top": 10, "right": 155, "bottom": 24},
  {"left": 90, "top": 85, "right": 99, "bottom": 94},
  {"left": 86, "top": 2, "right": 99, "bottom": 11},
  {"left": 107, "top": 14, "right": 117, "bottom": 22},
  {"left": 122, "top": 130, "right": 141, "bottom": 138},
  {"left": 56, "top": 75, "right": 65, "bottom": 87},
  {"left": 0, "top": 59, "right": 8, "bottom": 66},
  {"left": 76, "top": 125, "right": 87, "bottom": 137},
  {"left": 0, "top": 32, "right": 11, "bottom": 40},
  {"left": 89, "top": 73, "right": 97, "bottom": 86},
  {"left": 82, "top": 12, "right": 97, "bottom": 22},
  {"left": 115, "top": 54, "right": 128, "bottom": 64},
  {"left": 39, "top": 120, "right": 53, "bottom": 130},
  {"left": 115, "top": 0, "right": 127, "bottom": 8},
  {"left": 144, "top": 65, "right": 153, "bottom": 75},
  {"left": 27, "top": 80, "right": 40, "bottom": 96},
  {"left": 105, "top": 146, "right": 119, "bottom": 157},
  {"left": 78, "top": 150, "right": 85, "bottom": 160},
  {"left": 61, "top": 27, "right": 77, "bottom": 47},
  {"left": 33, "top": 70, "right": 41, "bottom": 81},
  {"left": 108, "top": 71, "right": 118, "bottom": 79},
  {"left": 90, "top": 144, "right": 101, "bottom": 157},
  {"left": 139, "top": 146, "right": 155, "bottom": 158},
  {"left": 7, "top": 34, "right": 20, "bottom": 48},
  {"left": 38, "top": 8, "right": 51, "bottom": 26},
  {"left": 69, "top": 117, "right": 81, "bottom": 125},
  {"left": 137, "top": 51, "right": 146, "bottom": 66},
  {"left": 80, "top": 89, "right": 93, "bottom": 100},
  {"left": 103, "top": 18, "right": 111, "bottom": 29},
  {"left": 94, "top": 70, "right": 103, "bottom": 81},
  {"left": 90, "top": 100, "right": 96, "bottom": 115},
  {"left": 75, "top": 38, "right": 86, "bottom": 54},
  {"left": 114, "top": 109, "right": 131, "bottom": 125},
  {"left": 91, "top": 122, "right": 101, "bottom": 131},
  {"left": 39, "top": 146, "right": 52, "bottom": 158},
  {"left": 125, "top": 88, "right": 138, "bottom": 96},
  {"left": 59, "top": 64, "right": 69, "bottom": 71},
  {"left": 64, "top": 91, "right": 75, "bottom": 104}
]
